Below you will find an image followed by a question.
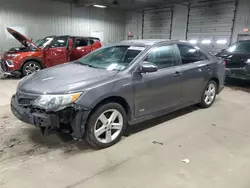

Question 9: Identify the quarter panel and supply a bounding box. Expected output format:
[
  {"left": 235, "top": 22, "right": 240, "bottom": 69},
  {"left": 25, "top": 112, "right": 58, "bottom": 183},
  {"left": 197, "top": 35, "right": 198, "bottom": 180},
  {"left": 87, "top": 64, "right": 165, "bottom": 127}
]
[{"left": 180, "top": 60, "right": 212, "bottom": 103}]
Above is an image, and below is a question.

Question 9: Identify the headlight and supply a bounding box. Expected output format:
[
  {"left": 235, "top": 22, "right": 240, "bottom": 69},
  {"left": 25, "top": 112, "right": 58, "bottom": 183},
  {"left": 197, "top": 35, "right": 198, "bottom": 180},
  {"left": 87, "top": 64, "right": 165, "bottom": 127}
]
[
  {"left": 33, "top": 93, "right": 82, "bottom": 111},
  {"left": 7, "top": 54, "right": 20, "bottom": 58},
  {"left": 6, "top": 60, "right": 14, "bottom": 67}
]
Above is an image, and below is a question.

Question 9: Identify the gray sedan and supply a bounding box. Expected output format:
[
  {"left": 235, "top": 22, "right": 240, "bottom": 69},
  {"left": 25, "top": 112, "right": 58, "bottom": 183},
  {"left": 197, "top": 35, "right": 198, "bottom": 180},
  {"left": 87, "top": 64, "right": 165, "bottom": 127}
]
[{"left": 11, "top": 40, "right": 225, "bottom": 149}]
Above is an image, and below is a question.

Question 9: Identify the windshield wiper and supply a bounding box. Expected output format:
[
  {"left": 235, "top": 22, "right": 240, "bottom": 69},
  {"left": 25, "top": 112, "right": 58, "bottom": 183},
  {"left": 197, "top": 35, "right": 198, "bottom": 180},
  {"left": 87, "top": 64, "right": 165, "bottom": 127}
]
[{"left": 75, "top": 61, "right": 97, "bottom": 68}]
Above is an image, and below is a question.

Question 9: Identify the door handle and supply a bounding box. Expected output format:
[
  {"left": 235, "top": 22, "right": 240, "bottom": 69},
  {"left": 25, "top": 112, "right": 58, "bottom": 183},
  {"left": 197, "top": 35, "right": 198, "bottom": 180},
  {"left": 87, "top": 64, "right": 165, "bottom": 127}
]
[{"left": 174, "top": 71, "right": 181, "bottom": 77}]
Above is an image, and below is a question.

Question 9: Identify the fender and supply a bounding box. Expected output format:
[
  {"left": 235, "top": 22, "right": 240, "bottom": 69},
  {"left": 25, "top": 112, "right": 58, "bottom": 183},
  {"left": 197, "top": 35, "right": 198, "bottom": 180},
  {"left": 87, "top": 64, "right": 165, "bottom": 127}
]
[{"left": 90, "top": 92, "right": 133, "bottom": 112}]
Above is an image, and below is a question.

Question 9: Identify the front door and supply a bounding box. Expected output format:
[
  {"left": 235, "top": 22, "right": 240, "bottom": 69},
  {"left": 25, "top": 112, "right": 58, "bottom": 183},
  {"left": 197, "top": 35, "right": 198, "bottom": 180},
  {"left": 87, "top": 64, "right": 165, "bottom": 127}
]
[
  {"left": 176, "top": 44, "right": 212, "bottom": 104},
  {"left": 44, "top": 36, "right": 69, "bottom": 67},
  {"left": 133, "top": 44, "right": 183, "bottom": 117}
]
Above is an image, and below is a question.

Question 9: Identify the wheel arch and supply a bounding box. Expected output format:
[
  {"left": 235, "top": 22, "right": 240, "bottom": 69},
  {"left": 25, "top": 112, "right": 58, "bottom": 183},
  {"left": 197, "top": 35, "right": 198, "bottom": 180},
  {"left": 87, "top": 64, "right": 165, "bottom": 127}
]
[
  {"left": 209, "top": 77, "right": 220, "bottom": 94},
  {"left": 21, "top": 57, "right": 45, "bottom": 71},
  {"left": 89, "top": 96, "right": 132, "bottom": 120}
]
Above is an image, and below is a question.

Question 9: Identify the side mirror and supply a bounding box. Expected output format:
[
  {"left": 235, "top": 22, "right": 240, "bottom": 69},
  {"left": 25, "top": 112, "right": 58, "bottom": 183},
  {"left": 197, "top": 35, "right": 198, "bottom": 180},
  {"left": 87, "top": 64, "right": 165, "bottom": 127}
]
[{"left": 139, "top": 61, "right": 158, "bottom": 73}]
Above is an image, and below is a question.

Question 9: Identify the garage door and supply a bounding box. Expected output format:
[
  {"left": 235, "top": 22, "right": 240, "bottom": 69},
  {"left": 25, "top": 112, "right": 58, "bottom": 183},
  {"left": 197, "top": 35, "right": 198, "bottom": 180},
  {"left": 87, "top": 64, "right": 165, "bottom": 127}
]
[
  {"left": 142, "top": 7, "right": 173, "bottom": 39},
  {"left": 187, "top": 0, "right": 236, "bottom": 53}
]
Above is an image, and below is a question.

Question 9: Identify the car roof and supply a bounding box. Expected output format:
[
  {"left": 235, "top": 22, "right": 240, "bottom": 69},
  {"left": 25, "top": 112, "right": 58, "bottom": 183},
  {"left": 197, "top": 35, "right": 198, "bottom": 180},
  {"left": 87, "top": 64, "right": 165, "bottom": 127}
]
[
  {"left": 56, "top": 35, "right": 100, "bottom": 40},
  {"left": 71, "top": 36, "right": 100, "bottom": 40},
  {"left": 119, "top": 39, "right": 189, "bottom": 46}
]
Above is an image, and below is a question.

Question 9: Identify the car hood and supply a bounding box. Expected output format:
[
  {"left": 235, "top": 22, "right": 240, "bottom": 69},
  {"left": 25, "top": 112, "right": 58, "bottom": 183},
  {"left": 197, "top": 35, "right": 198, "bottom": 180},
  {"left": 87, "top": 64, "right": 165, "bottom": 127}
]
[
  {"left": 7, "top": 28, "right": 39, "bottom": 51},
  {"left": 18, "top": 62, "right": 118, "bottom": 94}
]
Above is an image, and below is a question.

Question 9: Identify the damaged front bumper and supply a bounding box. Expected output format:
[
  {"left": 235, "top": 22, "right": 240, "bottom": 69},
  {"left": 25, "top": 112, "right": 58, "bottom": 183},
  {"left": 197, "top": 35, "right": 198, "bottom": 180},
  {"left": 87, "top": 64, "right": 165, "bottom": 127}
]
[
  {"left": 11, "top": 95, "right": 91, "bottom": 139},
  {"left": 0, "top": 61, "right": 10, "bottom": 78},
  {"left": 0, "top": 60, "right": 21, "bottom": 78}
]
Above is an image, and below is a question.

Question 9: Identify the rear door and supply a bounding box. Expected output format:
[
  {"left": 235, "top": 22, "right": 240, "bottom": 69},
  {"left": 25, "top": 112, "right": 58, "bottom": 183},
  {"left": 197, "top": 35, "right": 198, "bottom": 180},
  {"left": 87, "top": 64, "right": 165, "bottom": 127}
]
[
  {"left": 70, "top": 38, "right": 91, "bottom": 61},
  {"left": 44, "top": 36, "right": 69, "bottom": 67},
  {"left": 133, "top": 44, "right": 182, "bottom": 117},
  {"left": 176, "top": 43, "right": 212, "bottom": 104}
]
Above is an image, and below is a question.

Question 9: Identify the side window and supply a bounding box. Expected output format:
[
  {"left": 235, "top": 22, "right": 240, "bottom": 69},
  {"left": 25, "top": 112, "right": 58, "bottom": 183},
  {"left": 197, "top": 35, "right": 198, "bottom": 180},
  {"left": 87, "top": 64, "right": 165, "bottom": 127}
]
[
  {"left": 145, "top": 45, "right": 177, "bottom": 69},
  {"left": 89, "top": 40, "right": 95, "bottom": 45},
  {"left": 50, "top": 36, "right": 68, "bottom": 48},
  {"left": 75, "top": 38, "right": 88, "bottom": 47},
  {"left": 90, "top": 39, "right": 100, "bottom": 45},
  {"left": 235, "top": 42, "right": 250, "bottom": 53},
  {"left": 177, "top": 44, "right": 207, "bottom": 64}
]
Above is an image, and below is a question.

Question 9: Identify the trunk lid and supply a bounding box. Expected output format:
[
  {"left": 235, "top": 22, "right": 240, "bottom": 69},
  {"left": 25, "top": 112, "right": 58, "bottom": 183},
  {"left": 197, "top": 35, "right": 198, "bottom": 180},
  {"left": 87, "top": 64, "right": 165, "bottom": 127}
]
[
  {"left": 7, "top": 28, "right": 40, "bottom": 51},
  {"left": 216, "top": 51, "right": 249, "bottom": 68}
]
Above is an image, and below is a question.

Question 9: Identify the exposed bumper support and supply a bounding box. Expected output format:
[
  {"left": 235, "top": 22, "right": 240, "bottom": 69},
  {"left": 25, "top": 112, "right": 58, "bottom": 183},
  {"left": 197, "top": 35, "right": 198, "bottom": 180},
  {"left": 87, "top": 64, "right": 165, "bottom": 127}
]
[{"left": 11, "top": 95, "right": 91, "bottom": 139}]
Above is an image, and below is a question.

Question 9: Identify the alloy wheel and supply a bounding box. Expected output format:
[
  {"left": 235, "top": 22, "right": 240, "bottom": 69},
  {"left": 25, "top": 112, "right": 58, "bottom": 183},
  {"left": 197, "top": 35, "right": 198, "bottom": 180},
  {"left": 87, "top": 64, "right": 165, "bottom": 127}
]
[
  {"left": 94, "top": 109, "right": 124, "bottom": 144},
  {"left": 25, "top": 63, "right": 41, "bottom": 75},
  {"left": 204, "top": 83, "right": 216, "bottom": 105}
]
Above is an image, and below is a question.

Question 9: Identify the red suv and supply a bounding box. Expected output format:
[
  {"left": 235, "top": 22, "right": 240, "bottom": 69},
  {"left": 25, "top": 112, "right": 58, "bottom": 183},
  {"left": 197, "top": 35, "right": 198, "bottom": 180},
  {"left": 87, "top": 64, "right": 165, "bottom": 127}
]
[{"left": 0, "top": 28, "right": 102, "bottom": 77}]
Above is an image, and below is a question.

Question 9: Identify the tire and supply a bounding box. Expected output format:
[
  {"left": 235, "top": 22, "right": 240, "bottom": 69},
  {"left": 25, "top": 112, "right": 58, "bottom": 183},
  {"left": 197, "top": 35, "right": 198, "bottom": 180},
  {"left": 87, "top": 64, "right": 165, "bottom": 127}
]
[
  {"left": 199, "top": 80, "right": 217, "bottom": 108},
  {"left": 85, "top": 103, "right": 127, "bottom": 149},
  {"left": 22, "top": 61, "right": 42, "bottom": 76}
]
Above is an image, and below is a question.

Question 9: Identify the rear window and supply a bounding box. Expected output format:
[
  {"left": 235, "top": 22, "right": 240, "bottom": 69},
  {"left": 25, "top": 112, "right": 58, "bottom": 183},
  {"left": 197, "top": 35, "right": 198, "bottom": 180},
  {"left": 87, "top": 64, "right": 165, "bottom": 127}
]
[{"left": 226, "top": 41, "right": 250, "bottom": 53}]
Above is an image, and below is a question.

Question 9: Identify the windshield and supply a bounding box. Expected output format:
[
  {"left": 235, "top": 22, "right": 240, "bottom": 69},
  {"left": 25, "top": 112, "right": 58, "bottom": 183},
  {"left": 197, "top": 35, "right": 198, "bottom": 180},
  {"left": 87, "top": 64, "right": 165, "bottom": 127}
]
[
  {"left": 226, "top": 41, "right": 250, "bottom": 53},
  {"left": 77, "top": 45, "right": 145, "bottom": 71},
  {"left": 34, "top": 37, "right": 55, "bottom": 49}
]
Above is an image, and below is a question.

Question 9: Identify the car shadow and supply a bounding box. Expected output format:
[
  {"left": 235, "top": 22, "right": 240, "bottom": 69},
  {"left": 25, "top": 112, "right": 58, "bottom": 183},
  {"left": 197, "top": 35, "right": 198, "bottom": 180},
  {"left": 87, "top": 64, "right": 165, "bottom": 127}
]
[
  {"left": 225, "top": 79, "right": 250, "bottom": 93},
  {"left": 0, "top": 75, "right": 20, "bottom": 80},
  {"left": 26, "top": 128, "right": 93, "bottom": 155},
  {"left": 124, "top": 105, "right": 199, "bottom": 136}
]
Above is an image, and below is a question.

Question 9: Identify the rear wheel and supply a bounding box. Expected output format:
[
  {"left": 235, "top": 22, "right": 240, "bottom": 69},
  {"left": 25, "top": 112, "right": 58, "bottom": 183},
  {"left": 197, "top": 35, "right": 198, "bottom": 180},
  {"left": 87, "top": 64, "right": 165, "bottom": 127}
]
[
  {"left": 85, "top": 103, "right": 127, "bottom": 149},
  {"left": 199, "top": 80, "right": 217, "bottom": 108},
  {"left": 22, "top": 61, "right": 41, "bottom": 76}
]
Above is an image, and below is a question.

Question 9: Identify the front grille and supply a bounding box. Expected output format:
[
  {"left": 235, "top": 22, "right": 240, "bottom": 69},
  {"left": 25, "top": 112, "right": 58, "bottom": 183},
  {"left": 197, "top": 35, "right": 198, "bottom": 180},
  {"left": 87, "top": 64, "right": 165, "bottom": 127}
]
[
  {"left": 0, "top": 61, "right": 8, "bottom": 72},
  {"left": 18, "top": 98, "right": 34, "bottom": 106}
]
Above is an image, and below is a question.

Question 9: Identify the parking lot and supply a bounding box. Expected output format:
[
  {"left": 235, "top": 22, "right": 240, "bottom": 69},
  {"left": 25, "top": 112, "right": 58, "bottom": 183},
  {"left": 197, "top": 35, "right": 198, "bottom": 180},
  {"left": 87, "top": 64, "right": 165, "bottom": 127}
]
[{"left": 0, "top": 78, "right": 250, "bottom": 188}]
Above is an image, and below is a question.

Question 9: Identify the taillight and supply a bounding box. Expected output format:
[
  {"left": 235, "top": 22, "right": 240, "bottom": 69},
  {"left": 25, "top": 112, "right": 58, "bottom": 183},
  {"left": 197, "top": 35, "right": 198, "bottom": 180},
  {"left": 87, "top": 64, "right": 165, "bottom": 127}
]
[{"left": 223, "top": 60, "right": 227, "bottom": 65}]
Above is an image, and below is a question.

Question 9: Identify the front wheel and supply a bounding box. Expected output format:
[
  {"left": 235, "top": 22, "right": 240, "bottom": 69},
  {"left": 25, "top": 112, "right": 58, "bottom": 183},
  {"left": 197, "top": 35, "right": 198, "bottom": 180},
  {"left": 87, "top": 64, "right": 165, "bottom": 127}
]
[
  {"left": 199, "top": 80, "right": 217, "bottom": 108},
  {"left": 85, "top": 103, "right": 127, "bottom": 149},
  {"left": 22, "top": 61, "right": 42, "bottom": 76}
]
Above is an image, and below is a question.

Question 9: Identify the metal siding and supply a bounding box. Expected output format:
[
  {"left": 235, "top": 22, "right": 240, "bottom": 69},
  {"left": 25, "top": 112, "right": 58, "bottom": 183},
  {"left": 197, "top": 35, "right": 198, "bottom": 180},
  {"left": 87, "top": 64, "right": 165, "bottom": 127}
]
[
  {"left": 142, "top": 7, "right": 173, "bottom": 39},
  {"left": 0, "top": 0, "right": 125, "bottom": 52},
  {"left": 125, "top": 11, "right": 143, "bottom": 40},
  {"left": 187, "top": 0, "right": 236, "bottom": 53}
]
